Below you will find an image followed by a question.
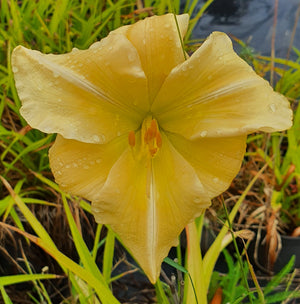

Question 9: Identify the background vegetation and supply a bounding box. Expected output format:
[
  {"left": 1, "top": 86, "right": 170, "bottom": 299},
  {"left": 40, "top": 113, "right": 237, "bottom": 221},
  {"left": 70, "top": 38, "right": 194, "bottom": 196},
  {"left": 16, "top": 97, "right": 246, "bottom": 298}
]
[{"left": 0, "top": 0, "right": 299, "bottom": 303}]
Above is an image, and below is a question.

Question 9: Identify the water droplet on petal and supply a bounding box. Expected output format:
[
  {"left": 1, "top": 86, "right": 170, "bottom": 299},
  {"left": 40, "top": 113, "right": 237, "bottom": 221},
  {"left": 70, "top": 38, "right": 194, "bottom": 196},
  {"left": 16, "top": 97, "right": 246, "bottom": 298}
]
[
  {"left": 200, "top": 130, "right": 208, "bottom": 137},
  {"left": 92, "top": 135, "right": 100, "bottom": 142},
  {"left": 83, "top": 165, "right": 89, "bottom": 169},
  {"left": 128, "top": 53, "right": 135, "bottom": 62},
  {"left": 207, "top": 75, "right": 212, "bottom": 80},
  {"left": 12, "top": 66, "right": 18, "bottom": 73},
  {"left": 65, "top": 165, "right": 70, "bottom": 169},
  {"left": 96, "top": 159, "right": 101, "bottom": 164},
  {"left": 268, "top": 103, "right": 277, "bottom": 113},
  {"left": 213, "top": 177, "right": 219, "bottom": 183},
  {"left": 194, "top": 197, "right": 201, "bottom": 203}
]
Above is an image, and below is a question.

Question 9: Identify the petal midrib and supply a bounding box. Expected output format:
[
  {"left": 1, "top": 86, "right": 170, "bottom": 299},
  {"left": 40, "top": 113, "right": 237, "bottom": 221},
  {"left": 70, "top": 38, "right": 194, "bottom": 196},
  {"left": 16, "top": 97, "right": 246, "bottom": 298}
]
[
  {"left": 147, "top": 162, "right": 157, "bottom": 273},
  {"left": 153, "top": 78, "right": 259, "bottom": 115}
]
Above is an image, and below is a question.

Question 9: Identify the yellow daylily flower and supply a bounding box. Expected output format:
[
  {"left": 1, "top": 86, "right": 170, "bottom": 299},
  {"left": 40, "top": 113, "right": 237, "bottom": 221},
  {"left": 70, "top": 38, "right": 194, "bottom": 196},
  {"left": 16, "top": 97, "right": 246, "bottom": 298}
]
[{"left": 12, "top": 14, "right": 292, "bottom": 283}]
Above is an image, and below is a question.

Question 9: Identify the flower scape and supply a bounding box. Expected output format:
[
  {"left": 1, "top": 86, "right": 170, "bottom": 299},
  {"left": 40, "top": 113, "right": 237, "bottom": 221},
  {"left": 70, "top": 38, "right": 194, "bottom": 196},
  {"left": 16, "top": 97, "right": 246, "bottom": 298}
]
[{"left": 12, "top": 14, "right": 292, "bottom": 283}]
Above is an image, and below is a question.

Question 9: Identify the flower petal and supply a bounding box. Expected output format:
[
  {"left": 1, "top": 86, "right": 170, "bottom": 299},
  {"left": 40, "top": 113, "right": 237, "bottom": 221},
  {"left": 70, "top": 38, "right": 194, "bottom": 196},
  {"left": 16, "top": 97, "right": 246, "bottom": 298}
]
[
  {"left": 152, "top": 32, "right": 292, "bottom": 139},
  {"left": 12, "top": 33, "right": 148, "bottom": 144},
  {"left": 92, "top": 132, "right": 210, "bottom": 283},
  {"left": 49, "top": 135, "right": 127, "bottom": 201},
  {"left": 115, "top": 14, "right": 189, "bottom": 103},
  {"left": 167, "top": 132, "right": 247, "bottom": 198}
]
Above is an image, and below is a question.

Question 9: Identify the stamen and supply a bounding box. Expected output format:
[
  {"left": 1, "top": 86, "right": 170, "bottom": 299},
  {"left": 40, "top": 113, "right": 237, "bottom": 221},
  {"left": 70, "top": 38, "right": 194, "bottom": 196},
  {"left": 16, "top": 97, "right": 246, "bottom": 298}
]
[
  {"left": 130, "top": 117, "right": 162, "bottom": 159},
  {"left": 156, "top": 132, "right": 162, "bottom": 148},
  {"left": 143, "top": 119, "right": 162, "bottom": 157},
  {"left": 128, "top": 131, "right": 136, "bottom": 147}
]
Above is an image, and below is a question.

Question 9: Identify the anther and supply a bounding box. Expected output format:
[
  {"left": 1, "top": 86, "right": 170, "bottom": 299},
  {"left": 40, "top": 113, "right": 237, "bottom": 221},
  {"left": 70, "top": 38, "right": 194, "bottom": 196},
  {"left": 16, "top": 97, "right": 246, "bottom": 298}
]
[{"left": 128, "top": 131, "right": 136, "bottom": 147}]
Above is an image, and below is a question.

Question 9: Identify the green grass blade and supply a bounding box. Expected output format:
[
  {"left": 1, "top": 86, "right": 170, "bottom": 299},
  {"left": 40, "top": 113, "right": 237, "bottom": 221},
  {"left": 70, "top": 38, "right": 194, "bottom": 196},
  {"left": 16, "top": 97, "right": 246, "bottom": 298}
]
[
  {"left": 61, "top": 194, "right": 107, "bottom": 285},
  {"left": 0, "top": 222, "right": 120, "bottom": 304},
  {"left": 0, "top": 274, "right": 59, "bottom": 286},
  {"left": 203, "top": 162, "right": 268, "bottom": 287},
  {"left": 155, "top": 279, "right": 170, "bottom": 304},
  {"left": 0, "top": 287, "right": 13, "bottom": 304},
  {"left": 103, "top": 227, "right": 115, "bottom": 283}
]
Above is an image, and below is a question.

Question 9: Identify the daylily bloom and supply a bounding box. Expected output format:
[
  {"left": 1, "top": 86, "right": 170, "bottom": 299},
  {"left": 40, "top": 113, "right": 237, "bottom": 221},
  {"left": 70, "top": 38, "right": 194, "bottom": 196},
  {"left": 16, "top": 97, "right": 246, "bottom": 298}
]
[{"left": 12, "top": 14, "right": 292, "bottom": 283}]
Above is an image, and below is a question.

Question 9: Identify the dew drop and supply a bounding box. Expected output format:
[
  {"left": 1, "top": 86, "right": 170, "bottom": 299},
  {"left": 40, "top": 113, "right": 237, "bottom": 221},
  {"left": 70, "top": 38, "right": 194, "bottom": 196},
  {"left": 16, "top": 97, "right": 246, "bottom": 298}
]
[
  {"left": 207, "top": 75, "right": 212, "bottom": 80},
  {"left": 200, "top": 130, "right": 208, "bottom": 137},
  {"left": 268, "top": 103, "right": 277, "bottom": 113},
  {"left": 65, "top": 164, "right": 70, "bottom": 169},
  {"left": 57, "top": 170, "right": 62, "bottom": 175},
  {"left": 194, "top": 197, "right": 201, "bottom": 203},
  {"left": 12, "top": 66, "right": 19, "bottom": 73},
  {"left": 57, "top": 98, "right": 62, "bottom": 102},
  {"left": 128, "top": 53, "right": 135, "bottom": 62},
  {"left": 142, "top": 39, "right": 146, "bottom": 45},
  {"left": 83, "top": 165, "right": 89, "bottom": 169},
  {"left": 73, "top": 163, "right": 78, "bottom": 168},
  {"left": 92, "top": 135, "right": 100, "bottom": 142},
  {"left": 213, "top": 177, "right": 219, "bottom": 183},
  {"left": 164, "top": 23, "right": 170, "bottom": 28},
  {"left": 96, "top": 159, "right": 101, "bottom": 164}
]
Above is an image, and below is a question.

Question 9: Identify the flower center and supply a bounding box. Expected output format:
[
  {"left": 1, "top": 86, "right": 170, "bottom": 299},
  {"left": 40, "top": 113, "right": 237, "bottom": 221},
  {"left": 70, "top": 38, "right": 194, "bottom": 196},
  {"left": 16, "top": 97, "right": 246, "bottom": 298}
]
[{"left": 128, "top": 116, "right": 162, "bottom": 158}]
